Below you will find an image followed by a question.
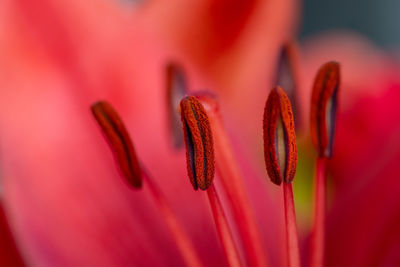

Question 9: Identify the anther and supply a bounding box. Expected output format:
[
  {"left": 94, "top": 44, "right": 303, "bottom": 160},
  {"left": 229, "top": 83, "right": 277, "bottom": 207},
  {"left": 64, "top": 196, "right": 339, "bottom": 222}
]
[
  {"left": 179, "top": 96, "right": 215, "bottom": 190},
  {"left": 263, "top": 86, "right": 297, "bottom": 185},
  {"left": 167, "top": 63, "right": 188, "bottom": 149},
  {"left": 310, "top": 61, "right": 340, "bottom": 158},
  {"left": 91, "top": 101, "right": 142, "bottom": 188}
]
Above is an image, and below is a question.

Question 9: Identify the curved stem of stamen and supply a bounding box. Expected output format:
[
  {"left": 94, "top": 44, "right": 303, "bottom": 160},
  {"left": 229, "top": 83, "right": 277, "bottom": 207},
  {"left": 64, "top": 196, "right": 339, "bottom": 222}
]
[
  {"left": 142, "top": 168, "right": 203, "bottom": 267},
  {"left": 283, "top": 183, "right": 301, "bottom": 267},
  {"left": 311, "top": 157, "right": 327, "bottom": 267},
  {"left": 204, "top": 104, "right": 269, "bottom": 267},
  {"left": 207, "top": 185, "right": 242, "bottom": 267}
]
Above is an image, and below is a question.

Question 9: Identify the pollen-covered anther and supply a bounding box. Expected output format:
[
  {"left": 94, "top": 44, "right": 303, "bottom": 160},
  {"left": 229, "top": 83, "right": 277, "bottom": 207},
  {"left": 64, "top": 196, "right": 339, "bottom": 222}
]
[
  {"left": 310, "top": 61, "right": 340, "bottom": 158},
  {"left": 263, "top": 86, "right": 297, "bottom": 185},
  {"left": 91, "top": 101, "right": 142, "bottom": 188},
  {"left": 180, "top": 96, "right": 215, "bottom": 190}
]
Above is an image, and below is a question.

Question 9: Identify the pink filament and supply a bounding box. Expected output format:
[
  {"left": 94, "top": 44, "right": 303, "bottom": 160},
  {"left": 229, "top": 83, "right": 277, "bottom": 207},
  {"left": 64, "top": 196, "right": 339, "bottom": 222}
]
[
  {"left": 311, "top": 157, "right": 327, "bottom": 267},
  {"left": 142, "top": 170, "right": 203, "bottom": 267},
  {"left": 283, "top": 182, "right": 301, "bottom": 267},
  {"left": 207, "top": 184, "right": 242, "bottom": 267}
]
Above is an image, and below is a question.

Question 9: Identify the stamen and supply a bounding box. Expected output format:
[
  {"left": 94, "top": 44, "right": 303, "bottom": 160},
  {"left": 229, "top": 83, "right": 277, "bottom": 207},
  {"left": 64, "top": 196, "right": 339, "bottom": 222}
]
[
  {"left": 310, "top": 61, "right": 340, "bottom": 158},
  {"left": 167, "top": 63, "right": 188, "bottom": 148},
  {"left": 180, "top": 95, "right": 242, "bottom": 266},
  {"left": 180, "top": 96, "right": 215, "bottom": 190},
  {"left": 195, "top": 93, "right": 269, "bottom": 267},
  {"left": 91, "top": 101, "right": 142, "bottom": 188},
  {"left": 309, "top": 62, "right": 340, "bottom": 267},
  {"left": 263, "top": 87, "right": 300, "bottom": 267},
  {"left": 91, "top": 101, "right": 203, "bottom": 267},
  {"left": 263, "top": 86, "right": 297, "bottom": 185}
]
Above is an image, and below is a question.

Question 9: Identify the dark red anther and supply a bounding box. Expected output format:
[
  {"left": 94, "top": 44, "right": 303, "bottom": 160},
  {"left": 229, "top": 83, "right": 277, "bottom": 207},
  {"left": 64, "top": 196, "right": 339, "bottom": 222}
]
[
  {"left": 91, "top": 101, "right": 142, "bottom": 188},
  {"left": 180, "top": 96, "right": 215, "bottom": 190},
  {"left": 263, "top": 87, "right": 297, "bottom": 185},
  {"left": 310, "top": 61, "right": 340, "bottom": 158}
]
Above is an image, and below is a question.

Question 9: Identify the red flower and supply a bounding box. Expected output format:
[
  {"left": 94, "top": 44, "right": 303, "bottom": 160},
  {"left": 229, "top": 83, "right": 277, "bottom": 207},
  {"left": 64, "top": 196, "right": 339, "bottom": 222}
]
[{"left": 1, "top": 0, "right": 400, "bottom": 266}]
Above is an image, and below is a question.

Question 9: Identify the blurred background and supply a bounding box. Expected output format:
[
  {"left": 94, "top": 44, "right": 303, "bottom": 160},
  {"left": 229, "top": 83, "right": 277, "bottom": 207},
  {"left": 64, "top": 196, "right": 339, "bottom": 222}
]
[{"left": 301, "top": 0, "right": 400, "bottom": 47}]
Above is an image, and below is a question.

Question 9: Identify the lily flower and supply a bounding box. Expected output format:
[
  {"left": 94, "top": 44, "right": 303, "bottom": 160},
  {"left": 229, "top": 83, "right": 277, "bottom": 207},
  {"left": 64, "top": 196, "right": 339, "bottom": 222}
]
[
  {"left": 1, "top": 0, "right": 400, "bottom": 266},
  {"left": 0, "top": 0, "right": 295, "bottom": 265}
]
